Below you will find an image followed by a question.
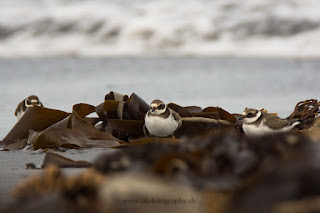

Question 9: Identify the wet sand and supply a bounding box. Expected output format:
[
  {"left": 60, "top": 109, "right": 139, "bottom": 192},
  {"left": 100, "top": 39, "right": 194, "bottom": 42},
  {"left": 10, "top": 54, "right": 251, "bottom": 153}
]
[{"left": 0, "top": 148, "right": 112, "bottom": 204}]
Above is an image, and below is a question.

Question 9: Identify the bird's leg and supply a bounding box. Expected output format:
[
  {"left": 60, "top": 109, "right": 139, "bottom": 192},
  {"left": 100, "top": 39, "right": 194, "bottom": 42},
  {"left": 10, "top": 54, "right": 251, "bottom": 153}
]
[{"left": 171, "top": 134, "right": 177, "bottom": 143}]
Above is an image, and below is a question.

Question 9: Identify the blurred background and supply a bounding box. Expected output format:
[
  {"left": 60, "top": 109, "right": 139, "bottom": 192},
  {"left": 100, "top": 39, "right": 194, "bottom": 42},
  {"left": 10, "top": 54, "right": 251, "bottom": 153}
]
[{"left": 1, "top": 0, "right": 320, "bottom": 137}]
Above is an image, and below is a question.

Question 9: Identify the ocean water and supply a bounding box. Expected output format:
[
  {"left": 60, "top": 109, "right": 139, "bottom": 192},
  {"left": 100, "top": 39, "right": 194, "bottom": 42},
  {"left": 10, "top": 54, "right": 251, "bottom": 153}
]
[
  {"left": 1, "top": 57, "right": 319, "bottom": 139},
  {"left": 0, "top": 0, "right": 320, "bottom": 57}
]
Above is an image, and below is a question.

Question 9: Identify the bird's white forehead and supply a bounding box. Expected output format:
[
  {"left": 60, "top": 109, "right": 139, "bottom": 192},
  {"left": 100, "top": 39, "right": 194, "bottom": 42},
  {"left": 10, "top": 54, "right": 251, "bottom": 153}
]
[
  {"left": 150, "top": 103, "right": 160, "bottom": 107},
  {"left": 242, "top": 108, "right": 258, "bottom": 115}
]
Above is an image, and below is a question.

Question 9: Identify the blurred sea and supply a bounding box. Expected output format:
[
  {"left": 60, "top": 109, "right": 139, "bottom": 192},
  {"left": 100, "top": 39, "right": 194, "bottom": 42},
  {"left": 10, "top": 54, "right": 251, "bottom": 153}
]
[
  {"left": 1, "top": 57, "right": 320, "bottom": 138},
  {"left": 0, "top": 0, "right": 320, "bottom": 57}
]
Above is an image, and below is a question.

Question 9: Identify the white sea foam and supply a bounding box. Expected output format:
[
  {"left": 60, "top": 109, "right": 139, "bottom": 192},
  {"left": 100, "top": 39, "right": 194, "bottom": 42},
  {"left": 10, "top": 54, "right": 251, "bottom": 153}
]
[{"left": 0, "top": 0, "right": 320, "bottom": 57}]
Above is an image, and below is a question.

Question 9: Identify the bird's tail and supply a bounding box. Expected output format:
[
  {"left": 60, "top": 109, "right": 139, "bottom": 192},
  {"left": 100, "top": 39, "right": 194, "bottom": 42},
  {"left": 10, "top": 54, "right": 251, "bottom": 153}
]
[{"left": 291, "top": 120, "right": 300, "bottom": 127}]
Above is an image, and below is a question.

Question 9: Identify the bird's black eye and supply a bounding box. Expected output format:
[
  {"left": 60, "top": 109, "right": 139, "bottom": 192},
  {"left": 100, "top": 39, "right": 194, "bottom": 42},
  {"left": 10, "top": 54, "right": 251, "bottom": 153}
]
[
  {"left": 247, "top": 112, "right": 253, "bottom": 117},
  {"left": 26, "top": 100, "right": 31, "bottom": 105},
  {"left": 158, "top": 104, "right": 165, "bottom": 109}
]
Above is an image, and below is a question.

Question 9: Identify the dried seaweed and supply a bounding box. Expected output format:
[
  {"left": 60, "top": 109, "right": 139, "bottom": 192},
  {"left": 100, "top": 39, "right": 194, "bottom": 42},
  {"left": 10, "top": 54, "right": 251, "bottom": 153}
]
[
  {"left": 287, "top": 99, "right": 320, "bottom": 129},
  {"left": 3, "top": 106, "right": 70, "bottom": 144},
  {"left": 123, "top": 92, "right": 150, "bottom": 120},
  {"left": 104, "top": 119, "right": 145, "bottom": 141},
  {"left": 33, "top": 128, "right": 120, "bottom": 150},
  {"left": 42, "top": 152, "right": 92, "bottom": 168}
]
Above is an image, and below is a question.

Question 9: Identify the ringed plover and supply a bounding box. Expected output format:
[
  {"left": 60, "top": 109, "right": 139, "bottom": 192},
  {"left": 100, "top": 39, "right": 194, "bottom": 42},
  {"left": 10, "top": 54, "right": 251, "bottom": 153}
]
[{"left": 240, "top": 108, "right": 300, "bottom": 137}]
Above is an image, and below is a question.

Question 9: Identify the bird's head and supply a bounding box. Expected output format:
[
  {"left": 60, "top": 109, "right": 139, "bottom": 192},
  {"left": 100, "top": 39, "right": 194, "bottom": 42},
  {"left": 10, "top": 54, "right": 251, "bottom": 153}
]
[
  {"left": 25, "top": 95, "right": 43, "bottom": 107},
  {"left": 239, "top": 108, "right": 261, "bottom": 124},
  {"left": 149, "top": 99, "right": 167, "bottom": 115}
]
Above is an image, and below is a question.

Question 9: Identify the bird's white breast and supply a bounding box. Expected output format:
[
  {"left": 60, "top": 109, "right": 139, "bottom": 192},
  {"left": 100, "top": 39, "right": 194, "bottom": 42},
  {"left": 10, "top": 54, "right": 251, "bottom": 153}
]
[
  {"left": 145, "top": 114, "right": 179, "bottom": 137},
  {"left": 242, "top": 123, "right": 273, "bottom": 137},
  {"left": 242, "top": 121, "right": 298, "bottom": 137}
]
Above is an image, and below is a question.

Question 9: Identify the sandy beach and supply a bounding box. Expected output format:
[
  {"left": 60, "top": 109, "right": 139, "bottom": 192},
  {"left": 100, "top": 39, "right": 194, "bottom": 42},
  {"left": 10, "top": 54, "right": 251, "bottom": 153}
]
[{"left": 0, "top": 148, "right": 113, "bottom": 205}]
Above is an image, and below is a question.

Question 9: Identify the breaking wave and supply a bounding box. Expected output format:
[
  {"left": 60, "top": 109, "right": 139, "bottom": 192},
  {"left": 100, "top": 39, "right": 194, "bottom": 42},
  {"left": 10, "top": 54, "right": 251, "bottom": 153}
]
[{"left": 1, "top": 0, "right": 320, "bottom": 57}]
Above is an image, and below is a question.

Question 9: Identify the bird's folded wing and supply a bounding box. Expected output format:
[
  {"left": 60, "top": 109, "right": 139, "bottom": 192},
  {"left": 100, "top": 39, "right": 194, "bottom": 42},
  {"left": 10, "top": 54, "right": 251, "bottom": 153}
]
[
  {"left": 171, "top": 111, "right": 180, "bottom": 122},
  {"left": 264, "top": 116, "right": 290, "bottom": 130}
]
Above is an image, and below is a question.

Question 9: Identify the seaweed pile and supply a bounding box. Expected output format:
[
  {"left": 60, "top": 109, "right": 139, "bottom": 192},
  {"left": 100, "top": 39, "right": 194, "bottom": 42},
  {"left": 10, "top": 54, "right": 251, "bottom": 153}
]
[{"left": 1, "top": 92, "right": 320, "bottom": 213}]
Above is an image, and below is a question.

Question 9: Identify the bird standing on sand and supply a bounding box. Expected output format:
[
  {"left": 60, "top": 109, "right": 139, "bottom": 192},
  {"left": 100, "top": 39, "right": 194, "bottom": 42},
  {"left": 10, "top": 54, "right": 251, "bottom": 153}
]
[
  {"left": 144, "top": 99, "right": 232, "bottom": 137},
  {"left": 240, "top": 108, "right": 300, "bottom": 137},
  {"left": 15, "top": 95, "right": 43, "bottom": 119}
]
